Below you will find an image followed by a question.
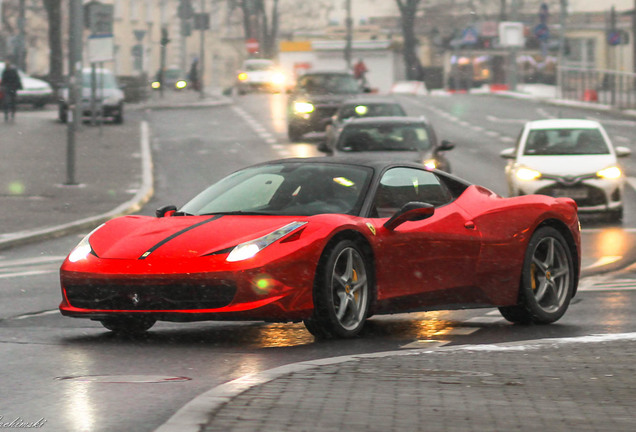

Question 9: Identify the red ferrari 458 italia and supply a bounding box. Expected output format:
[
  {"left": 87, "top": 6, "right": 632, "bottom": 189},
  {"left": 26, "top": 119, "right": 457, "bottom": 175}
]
[{"left": 59, "top": 158, "right": 581, "bottom": 338}]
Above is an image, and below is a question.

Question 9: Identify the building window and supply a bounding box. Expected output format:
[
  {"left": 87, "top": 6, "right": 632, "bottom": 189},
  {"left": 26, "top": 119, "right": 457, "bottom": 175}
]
[{"left": 565, "top": 38, "right": 596, "bottom": 69}]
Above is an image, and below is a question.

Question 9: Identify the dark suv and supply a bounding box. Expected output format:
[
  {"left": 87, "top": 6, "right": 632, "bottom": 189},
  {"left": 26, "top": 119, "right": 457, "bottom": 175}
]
[{"left": 287, "top": 71, "right": 365, "bottom": 141}]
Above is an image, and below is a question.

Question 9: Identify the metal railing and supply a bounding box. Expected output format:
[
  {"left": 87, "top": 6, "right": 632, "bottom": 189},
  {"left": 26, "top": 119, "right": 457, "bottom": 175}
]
[{"left": 558, "top": 66, "right": 636, "bottom": 110}]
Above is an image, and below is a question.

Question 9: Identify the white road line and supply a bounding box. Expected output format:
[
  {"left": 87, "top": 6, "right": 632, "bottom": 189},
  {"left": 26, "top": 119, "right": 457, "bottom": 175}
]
[
  {"left": 486, "top": 115, "right": 528, "bottom": 124},
  {"left": 13, "top": 310, "right": 59, "bottom": 320},
  {"left": 486, "top": 130, "right": 499, "bottom": 137},
  {"left": 0, "top": 269, "right": 57, "bottom": 279},
  {"left": 0, "top": 256, "right": 65, "bottom": 268}
]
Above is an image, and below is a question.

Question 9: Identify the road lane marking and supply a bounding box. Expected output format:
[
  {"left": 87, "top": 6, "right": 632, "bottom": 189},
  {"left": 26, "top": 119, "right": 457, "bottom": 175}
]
[
  {"left": 486, "top": 115, "right": 528, "bottom": 124},
  {"left": 12, "top": 309, "right": 59, "bottom": 320},
  {"left": 587, "top": 256, "right": 622, "bottom": 268},
  {"left": 0, "top": 256, "right": 65, "bottom": 268},
  {"left": 0, "top": 269, "right": 57, "bottom": 279}
]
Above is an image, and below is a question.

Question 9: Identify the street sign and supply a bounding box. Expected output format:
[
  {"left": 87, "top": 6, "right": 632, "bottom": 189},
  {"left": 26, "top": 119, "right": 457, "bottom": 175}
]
[
  {"left": 246, "top": 38, "right": 259, "bottom": 54},
  {"left": 461, "top": 27, "right": 479, "bottom": 46},
  {"left": 88, "top": 34, "right": 114, "bottom": 62},
  {"left": 194, "top": 13, "right": 210, "bottom": 30},
  {"left": 499, "top": 22, "right": 525, "bottom": 47},
  {"left": 85, "top": 1, "right": 114, "bottom": 35}
]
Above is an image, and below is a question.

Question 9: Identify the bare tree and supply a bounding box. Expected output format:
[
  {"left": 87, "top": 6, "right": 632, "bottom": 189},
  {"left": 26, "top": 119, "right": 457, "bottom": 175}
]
[
  {"left": 42, "top": 0, "right": 63, "bottom": 90},
  {"left": 230, "top": 0, "right": 280, "bottom": 58},
  {"left": 396, "top": 0, "right": 424, "bottom": 80}
]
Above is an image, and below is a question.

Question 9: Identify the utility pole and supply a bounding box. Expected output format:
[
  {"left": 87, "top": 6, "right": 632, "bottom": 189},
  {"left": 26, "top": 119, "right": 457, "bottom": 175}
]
[
  {"left": 344, "top": 0, "right": 352, "bottom": 69},
  {"left": 199, "top": 0, "right": 205, "bottom": 99},
  {"left": 509, "top": 0, "right": 520, "bottom": 91},
  {"left": 557, "top": 0, "right": 568, "bottom": 97}
]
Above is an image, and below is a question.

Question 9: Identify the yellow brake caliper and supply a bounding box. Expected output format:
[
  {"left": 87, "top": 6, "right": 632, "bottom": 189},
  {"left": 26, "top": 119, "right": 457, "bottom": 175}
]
[
  {"left": 352, "top": 269, "right": 359, "bottom": 301},
  {"left": 530, "top": 263, "right": 537, "bottom": 291}
]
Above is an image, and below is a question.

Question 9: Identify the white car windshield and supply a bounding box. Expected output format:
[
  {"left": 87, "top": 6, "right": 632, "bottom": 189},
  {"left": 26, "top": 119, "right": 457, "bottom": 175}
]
[{"left": 524, "top": 128, "right": 610, "bottom": 155}]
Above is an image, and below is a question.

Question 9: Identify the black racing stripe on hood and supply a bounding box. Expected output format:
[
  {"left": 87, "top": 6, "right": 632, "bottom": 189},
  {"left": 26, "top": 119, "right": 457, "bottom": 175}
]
[{"left": 138, "top": 215, "right": 223, "bottom": 260}]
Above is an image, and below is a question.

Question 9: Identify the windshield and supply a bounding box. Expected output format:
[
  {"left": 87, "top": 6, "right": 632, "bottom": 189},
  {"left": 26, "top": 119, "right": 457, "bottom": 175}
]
[
  {"left": 524, "top": 128, "right": 610, "bottom": 155},
  {"left": 81, "top": 71, "right": 119, "bottom": 89},
  {"left": 245, "top": 62, "right": 274, "bottom": 71},
  {"left": 297, "top": 74, "right": 360, "bottom": 94},
  {"left": 337, "top": 124, "right": 431, "bottom": 152},
  {"left": 180, "top": 163, "right": 372, "bottom": 216}
]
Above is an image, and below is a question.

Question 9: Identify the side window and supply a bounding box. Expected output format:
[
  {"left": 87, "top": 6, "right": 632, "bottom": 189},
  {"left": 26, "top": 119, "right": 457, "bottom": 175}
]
[{"left": 373, "top": 168, "right": 452, "bottom": 218}]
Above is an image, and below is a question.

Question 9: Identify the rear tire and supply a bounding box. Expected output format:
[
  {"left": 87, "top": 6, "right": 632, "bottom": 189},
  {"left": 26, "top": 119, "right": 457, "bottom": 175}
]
[
  {"left": 100, "top": 316, "right": 156, "bottom": 334},
  {"left": 499, "top": 226, "right": 575, "bottom": 324},
  {"left": 304, "top": 240, "right": 372, "bottom": 339}
]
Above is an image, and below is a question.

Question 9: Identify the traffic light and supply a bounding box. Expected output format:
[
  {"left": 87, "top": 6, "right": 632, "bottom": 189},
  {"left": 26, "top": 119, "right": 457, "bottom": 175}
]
[{"left": 161, "top": 27, "right": 170, "bottom": 46}]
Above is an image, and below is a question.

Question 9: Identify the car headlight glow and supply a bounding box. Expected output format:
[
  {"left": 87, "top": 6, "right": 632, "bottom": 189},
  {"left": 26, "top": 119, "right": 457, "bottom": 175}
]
[
  {"left": 516, "top": 167, "right": 542, "bottom": 181},
  {"left": 597, "top": 166, "right": 622, "bottom": 179},
  {"left": 226, "top": 221, "right": 307, "bottom": 262},
  {"left": 423, "top": 159, "right": 437, "bottom": 170},
  {"left": 293, "top": 101, "right": 315, "bottom": 114},
  {"left": 270, "top": 72, "right": 285, "bottom": 85},
  {"left": 176, "top": 80, "right": 187, "bottom": 89},
  {"left": 354, "top": 105, "right": 369, "bottom": 115},
  {"left": 238, "top": 72, "right": 248, "bottom": 81},
  {"left": 151, "top": 81, "right": 161, "bottom": 89},
  {"left": 68, "top": 224, "right": 103, "bottom": 263}
]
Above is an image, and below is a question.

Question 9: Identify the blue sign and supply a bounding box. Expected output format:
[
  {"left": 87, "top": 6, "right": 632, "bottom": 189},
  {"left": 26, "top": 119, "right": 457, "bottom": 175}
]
[
  {"left": 461, "top": 27, "right": 479, "bottom": 46},
  {"left": 608, "top": 31, "right": 621, "bottom": 46}
]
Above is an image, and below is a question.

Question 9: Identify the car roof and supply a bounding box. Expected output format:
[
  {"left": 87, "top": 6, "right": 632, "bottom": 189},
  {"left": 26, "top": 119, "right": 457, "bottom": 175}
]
[
  {"left": 526, "top": 118, "right": 602, "bottom": 130},
  {"left": 339, "top": 97, "right": 402, "bottom": 106},
  {"left": 340, "top": 116, "right": 428, "bottom": 126}
]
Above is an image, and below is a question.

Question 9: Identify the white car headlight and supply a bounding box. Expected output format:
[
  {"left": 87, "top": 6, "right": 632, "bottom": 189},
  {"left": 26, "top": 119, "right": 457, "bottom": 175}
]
[
  {"left": 270, "top": 72, "right": 285, "bottom": 85},
  {"left": 597, "top": 166, "right": 622, "bottom": 180},
  {"left": 516, "top": 167, "right": 542, "bottom": 181},
  {"left": 423, "top": 159, "right": 437, "bottom": 170},
  {"left": 294, "top": 102, "right": 315, "bottom": 114},
  {"left": 226, "top": 221, "right": 307, "bottom": 262},
  {"left": 68, "top": 224, "right": 104, "bottom": 262}
]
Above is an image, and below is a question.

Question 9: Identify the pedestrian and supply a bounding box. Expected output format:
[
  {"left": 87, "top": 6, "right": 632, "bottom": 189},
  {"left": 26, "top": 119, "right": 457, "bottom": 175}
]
[
  {"left": 1, "top": 60, "right": 22, "bottom": 122},
  {"left": 188, "top": 58, "right": 199, "bottom": 91},
  {"left": 353, "top": 58, "right": 368, "bottom": 86}
]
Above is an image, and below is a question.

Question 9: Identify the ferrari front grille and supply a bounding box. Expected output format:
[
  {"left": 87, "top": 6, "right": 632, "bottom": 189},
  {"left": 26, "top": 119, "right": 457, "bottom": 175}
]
[{"left": 64, "top": 277, "right": 236, "bottom": 311}]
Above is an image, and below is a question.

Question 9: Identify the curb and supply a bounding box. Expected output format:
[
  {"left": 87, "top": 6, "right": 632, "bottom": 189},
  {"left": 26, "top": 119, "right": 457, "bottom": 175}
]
[
  {"left": 0, "top": 97, "right": 232, "bottom": 251},
  {"left": 154, "top": 332, "right": 636, "bottom": 432}
]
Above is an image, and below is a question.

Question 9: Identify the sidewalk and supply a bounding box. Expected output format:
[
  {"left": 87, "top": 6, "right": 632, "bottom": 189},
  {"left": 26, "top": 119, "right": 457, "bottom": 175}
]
[
  {"left": 157, "top": 333, "right": 636, "bottom": 432},
  {"left": 0, "top": 89, "right": 229, "bottom": 250}
]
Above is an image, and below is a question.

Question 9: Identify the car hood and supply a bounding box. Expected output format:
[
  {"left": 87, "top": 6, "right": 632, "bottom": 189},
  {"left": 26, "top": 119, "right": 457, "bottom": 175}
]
[
  {"left": 89, "top": 215, "right": 309, "bottom": 260},
  {"left": 517, "top": 154, "right": 617, "bottom": 175}
]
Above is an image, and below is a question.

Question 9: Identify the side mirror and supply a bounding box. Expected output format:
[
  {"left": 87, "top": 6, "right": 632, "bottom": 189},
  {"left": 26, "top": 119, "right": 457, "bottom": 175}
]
[
  {"left": 436, "top": 139, "right": 455, "bottom": 152},
  {"left": 383, "top": 202, "right": 434, "bottom": 231},
  {"left": 156, "top": 204, "right": 177, "bottom": 218},
  {"left": 615, "top": 146, "right": 631, "bottom": 158},
  {"left": 499, "top": 148, "right": 516, "bottom": 159}
]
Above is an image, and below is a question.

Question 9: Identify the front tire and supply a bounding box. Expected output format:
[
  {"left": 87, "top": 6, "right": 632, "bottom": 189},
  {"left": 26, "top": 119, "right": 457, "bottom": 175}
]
[
  {"left": 304, "top": 240, "right": 372, "bottom": 339},
  {"left": 499, "top": 226, "right": 575, "bottom": 324},
  {"left": 100, "top": 316, "right": 156, "bottom": 334}
]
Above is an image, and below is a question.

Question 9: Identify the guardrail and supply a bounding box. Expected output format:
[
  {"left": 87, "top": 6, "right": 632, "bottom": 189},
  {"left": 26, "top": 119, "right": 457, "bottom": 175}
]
[{"left": 558, "top": 66, "right": 636, "bottom": 110}]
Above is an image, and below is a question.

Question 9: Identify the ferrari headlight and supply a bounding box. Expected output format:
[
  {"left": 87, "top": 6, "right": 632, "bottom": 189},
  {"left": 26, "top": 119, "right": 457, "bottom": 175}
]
[
  {"left": 597, "top": 166, "right": 622, "bottom": 179},
  {"left": 68, "top": 224, "right": 103, "bottom": 262},
  {"left": 293, "top": 101, "right": 315, "bottom": 114},
  {"left": 226, "top": 221, "right": 307, "bottom": 262},
  {"left": 176, "top": 80, "right": 187, "bottom": 89},
  {"left": 516, "top": 167, "right": 542, "bottom": 181},
  {"left": 423, "top": 159, "right": 437, "bottom": 170}
]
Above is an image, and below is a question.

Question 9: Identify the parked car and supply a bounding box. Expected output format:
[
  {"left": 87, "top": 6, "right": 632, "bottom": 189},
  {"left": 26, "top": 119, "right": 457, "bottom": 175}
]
[
  {"left": 0, "top": 61, "right": 53, "bottom": 108},
  {"left": 151, "top": 66, "right": 188, "bottom": 91},
  {"left": 500, "top": 119, "right": 631, "bottom": 222},
  {"left": 320, "top": 116, "right": 455, "bottom": 173},
  {"left": 287, "top": 70, "right": 368, "bottom": 141},
  {"left": 323, "top": 97, "right": 407, "bottom": 150},
  {"left": 59, "top": 158, "right": 580, "bottom": 338},
  {"left": 58, "top": 68, "right": 125, "bottom": 124},
  {"left": 235, "top": 59, "right": 285, "bottom": 94}
]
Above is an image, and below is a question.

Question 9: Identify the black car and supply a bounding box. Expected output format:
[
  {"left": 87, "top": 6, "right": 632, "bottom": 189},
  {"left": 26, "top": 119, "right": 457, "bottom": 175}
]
[
  {"left": 320, "top": 116, "right": 455, "bottom": 173},
  {"left": 287, "top": 71, "right": 367, "bottom": 142},
  {"left": 323, "top": 97, "right": 407, "bottom": 151}
]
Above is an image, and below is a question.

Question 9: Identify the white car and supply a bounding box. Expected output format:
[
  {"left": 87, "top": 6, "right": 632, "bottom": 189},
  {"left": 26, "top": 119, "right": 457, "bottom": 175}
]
[
  {"left": 500, "top": 119, "right": 631, "bottom": 221},
  {"left": 0, "top": 62, "right": 53, "bottom": 108},
  {"left": 236, "top": 59, "right": 285, "bottom": 93}
]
